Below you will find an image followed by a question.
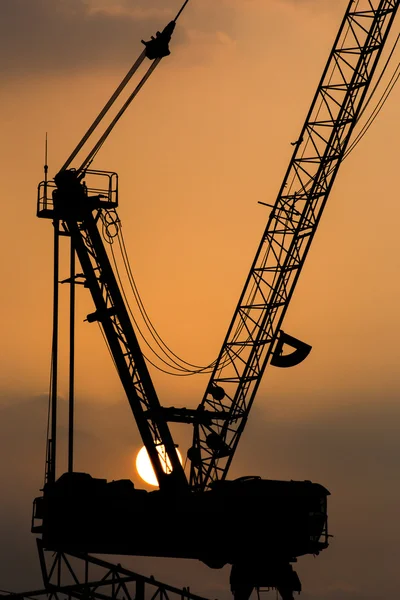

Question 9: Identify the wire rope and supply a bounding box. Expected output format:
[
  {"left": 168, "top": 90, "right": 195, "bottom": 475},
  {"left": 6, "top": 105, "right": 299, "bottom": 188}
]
[
  {"left": 79, "top": 58, "right": 161, "bottom": 173},
  {"left": 250, "top": 4, "right": 361, "bottom": 334},
  {"left": 310, "top": 48, "right": 400, "bottom": 185},
  {"left": 174, "top": 0, "right": 191, "bottom": 21},
  {"left": 109, "top": 234, "right": 214, "bottom": 376},
  {"left": 117, "top": 227, "right": 217, "bottom": 371},
  {"left": 98, "top": 209, "right": 244, "bottom": 378},
  {"left": 343, "top": 61, "right": 400, "bottom": 159},
  {"left": 100, "top": 211, "right": 227, "bottom": 374},
  {"left": 115, "top": 224, "right": 251, "bottom": 376},
  {"left": 60, "top": 51, "right": 147, "bottom": 172},
  {"left": 356, "top": 34, "right": 399, "bottom": 124},
  {"left": 61, "top": 0, "right": 193, "bottom": 174},
  {"left": 279, "top": 16, "right": 399, "bottom": 202}
]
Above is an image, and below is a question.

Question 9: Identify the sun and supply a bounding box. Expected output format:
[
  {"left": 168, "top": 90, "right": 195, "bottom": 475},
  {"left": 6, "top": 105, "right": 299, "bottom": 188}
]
[{"left": 135, "top": 445, "right": 183, "bottom": 486}]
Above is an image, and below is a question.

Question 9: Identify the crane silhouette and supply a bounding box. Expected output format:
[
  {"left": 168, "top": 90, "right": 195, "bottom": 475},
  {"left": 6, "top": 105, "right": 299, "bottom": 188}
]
[{"left": 25, "top": 2, "right": 400, "bottom": 600}]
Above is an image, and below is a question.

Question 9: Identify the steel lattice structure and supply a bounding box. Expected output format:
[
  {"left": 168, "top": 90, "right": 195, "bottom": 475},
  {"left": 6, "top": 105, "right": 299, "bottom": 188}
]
[
  {"left": 189, "top": 0, "right": 400, "bottom": 490},
  {"left": 0, "top": 542, "right": 209, "bottom": 600}
]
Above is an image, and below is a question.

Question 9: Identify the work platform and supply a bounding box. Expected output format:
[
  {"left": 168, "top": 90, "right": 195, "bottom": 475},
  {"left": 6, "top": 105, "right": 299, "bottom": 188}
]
[{"left": 37, "top": 170, "right": 118, "bottom": 219}]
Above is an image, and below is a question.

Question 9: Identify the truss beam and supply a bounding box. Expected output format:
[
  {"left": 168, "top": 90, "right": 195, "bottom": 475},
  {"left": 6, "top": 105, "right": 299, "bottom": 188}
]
[
  {"left": 0, "top": 542, "right": 208, "bottom": 600},
  {"left": 189, "top": 0, "right": 399, "bottom": 490}
]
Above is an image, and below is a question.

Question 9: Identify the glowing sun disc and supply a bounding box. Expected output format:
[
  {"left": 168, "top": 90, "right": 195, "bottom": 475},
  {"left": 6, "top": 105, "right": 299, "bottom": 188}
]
[{"left": 135, "top": 445, "right": 183, "bottom": 487}]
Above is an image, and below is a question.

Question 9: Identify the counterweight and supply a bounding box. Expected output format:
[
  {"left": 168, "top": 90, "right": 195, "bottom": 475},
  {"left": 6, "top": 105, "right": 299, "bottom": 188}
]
[{"left": 189, "top": 0, "right": 400, "bottom": 491}]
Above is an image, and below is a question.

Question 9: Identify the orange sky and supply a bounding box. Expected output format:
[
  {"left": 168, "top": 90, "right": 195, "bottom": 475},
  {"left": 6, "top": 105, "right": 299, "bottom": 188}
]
[{"left": 0, "top": 1, "right": 400, "bottom": 599}]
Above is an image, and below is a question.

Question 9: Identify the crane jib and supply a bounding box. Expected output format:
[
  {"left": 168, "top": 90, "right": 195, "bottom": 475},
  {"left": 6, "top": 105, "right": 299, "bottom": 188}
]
[{"left": 189, "top": 0, "right": 400, "bottom": 491}]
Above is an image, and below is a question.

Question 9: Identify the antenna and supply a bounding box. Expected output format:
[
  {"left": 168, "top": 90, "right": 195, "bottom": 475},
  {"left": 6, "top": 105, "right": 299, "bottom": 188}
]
[
  {"left": 43, "top": 132, "right": 49, "bottom": 206},
  {"left": 44, "top": 132, "right": 48, "bottom": 184}
]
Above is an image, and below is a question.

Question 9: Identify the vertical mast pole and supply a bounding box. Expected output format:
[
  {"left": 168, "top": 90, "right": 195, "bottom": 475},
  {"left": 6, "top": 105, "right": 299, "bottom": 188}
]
[
  {"left": 48, "top": 219, "right": 59, "bottom": 484},
  {"left": 68, "top": 241, "right": 75, "bottom": 474}
]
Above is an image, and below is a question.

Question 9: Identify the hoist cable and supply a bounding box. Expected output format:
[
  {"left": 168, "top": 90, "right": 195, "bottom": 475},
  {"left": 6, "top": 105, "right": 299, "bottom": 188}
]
[
  {"left": 61, "top": 0, "right": 192, "bottom": 174},
  {"left": 116, "top": 226, "right": 248, "bottom": 375},
  {"left": 60, "top": 51, "right": 147, "bottom": 173},
  {"left": 344, "top": 62, "right": 400, "bottom": 159},
  {"left": 100, "top": 211, "right": 242, "bottom": 377},
  {"left": 117, "top": 235, "right": 203, "bottom": 371},
  {"left": 283, "top": 2, "right": 358, "bottom": 199},
  {"left": 311, "top": 52, "right": 400, "bottom": 186},
  {"left": 281, "top": 5, "right": 398, "bottom": 201},
  {"left": 116, "top": 214, "right": 253, "bottom": 371},
  {"left": 109, "top": 239, "right": 211, "bottom": 375},
  {"left": 174, "top": 0, "right": 191, "bottom": 21},
  {"left": 229, "top": 6, "right": 365, "bottom": 383},
  {"left": 284, "top": 56, "right": 399, "bottom": 203},
  {"left": 112, "top": 237, "right": 201, "bottom": 373},
  {"left": 78, "top": 58, "right": 161, "bottom": 173},
  {"left": 117, "top": 227, "right": 217, "bottom": 372},
  {"left": 259, "top": 6, "right": 359, "bottom": 309},
  {"left": 110, "top": 226, "right": 241, "bottom": 376},
  {"left": 356, "top": 34, "right": 399, "bottom": 124}
]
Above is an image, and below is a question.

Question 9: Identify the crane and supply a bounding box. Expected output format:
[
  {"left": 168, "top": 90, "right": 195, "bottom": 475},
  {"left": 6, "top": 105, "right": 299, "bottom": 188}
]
[{"left": 31, "top": 2, "right": 399, "bottom": 600}]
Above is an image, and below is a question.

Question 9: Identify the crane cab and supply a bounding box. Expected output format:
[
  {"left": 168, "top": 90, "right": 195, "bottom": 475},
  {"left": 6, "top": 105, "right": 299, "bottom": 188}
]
[
  {"left": 32, "top": 472, "right": 329, "bottom": 568},
  {"left": 37, "top": 169, "right": 118, "bottom": 220}
]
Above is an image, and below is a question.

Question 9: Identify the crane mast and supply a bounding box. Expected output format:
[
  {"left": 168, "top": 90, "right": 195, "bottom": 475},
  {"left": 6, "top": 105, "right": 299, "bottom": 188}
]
[
  {"left": 52, "top": 172, "right": 187, "bottom": 492},
  {"left": 189, "top": 0, "right": 399, "bottom": 491}
]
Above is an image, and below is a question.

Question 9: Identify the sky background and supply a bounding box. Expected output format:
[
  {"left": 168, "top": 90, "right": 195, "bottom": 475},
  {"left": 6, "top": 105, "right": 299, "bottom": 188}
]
[{"left": 0, "top": 0, "right": 400, "bottom": 599}]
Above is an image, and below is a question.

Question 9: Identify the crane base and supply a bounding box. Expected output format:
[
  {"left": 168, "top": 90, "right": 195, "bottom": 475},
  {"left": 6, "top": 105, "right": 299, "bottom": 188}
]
[{"left": 32, "top": 472, "right": 329, "bottom": 568}]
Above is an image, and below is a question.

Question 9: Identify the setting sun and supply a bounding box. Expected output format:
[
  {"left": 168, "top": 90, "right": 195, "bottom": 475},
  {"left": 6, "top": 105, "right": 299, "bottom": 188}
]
[{"left": 135, "top": 445, "right": 183, "bottom": 486}]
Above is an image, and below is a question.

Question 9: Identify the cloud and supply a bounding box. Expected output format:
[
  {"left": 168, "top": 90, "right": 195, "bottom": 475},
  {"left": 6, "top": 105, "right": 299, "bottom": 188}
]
[
  {"left": 0, "top": 0, "right": 239, "bottom": 77},
  {"left": 0, "top": 0, "right": 342, "bottom": 78},
  {"left": 0, "top": 0, "right": 180, "bottom": 76}
]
